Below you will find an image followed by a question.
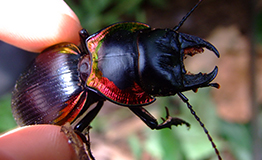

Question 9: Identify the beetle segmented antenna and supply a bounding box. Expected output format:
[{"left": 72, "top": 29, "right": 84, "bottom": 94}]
[
  {"left": 173, "top": 0, "right": 203, "bottom": 31},
  {"left": 177, "top": 92, "right": 222, "bottom": 160}
]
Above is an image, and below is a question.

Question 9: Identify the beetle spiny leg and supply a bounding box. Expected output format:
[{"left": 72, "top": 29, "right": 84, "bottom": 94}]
[
  {"left": 177, "top": 92, "right": 222, "bottom": 160},
  {"left": 81, "top": 126, "right": 96, "bottom": 160},
  {"left": 61, "top": 123, "right": 95, "bottom": 160},
  {"left": 173, "top": 0, "right": 203, "bottom": 31},
  {"left": 157, "top": 107, "right": 190, "bottom": 129},
  {"left": 165, "top": 106, "right": 170, "bottom": 118}
]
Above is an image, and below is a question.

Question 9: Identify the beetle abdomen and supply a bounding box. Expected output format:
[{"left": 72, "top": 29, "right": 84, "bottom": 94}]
[{"left": 11, "top": 43, "right": 87, "bottom": 126}]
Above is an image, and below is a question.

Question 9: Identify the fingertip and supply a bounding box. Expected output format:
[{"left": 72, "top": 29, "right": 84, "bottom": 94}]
[
  {"left": 0, "top": 125, "right": 78, "bottom": 160},
  {"left": 0, "top": 0, "right": 82, "bottom": 52}
]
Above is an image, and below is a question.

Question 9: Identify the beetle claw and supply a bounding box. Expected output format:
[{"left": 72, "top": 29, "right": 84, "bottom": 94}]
[
  {"left": 179, "top": 32, "right": 220, "bottom": 58},
  {"left": 156, "top": 107, "right": 190, "bottom": 130},
  {"left": 183, "top": 66, "right": 219, "bottom": 90}
]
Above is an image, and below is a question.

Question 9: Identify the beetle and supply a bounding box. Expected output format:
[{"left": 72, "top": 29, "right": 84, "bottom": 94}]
[{"left": 11, "top": 0, "right": 222, "bottom": 159}]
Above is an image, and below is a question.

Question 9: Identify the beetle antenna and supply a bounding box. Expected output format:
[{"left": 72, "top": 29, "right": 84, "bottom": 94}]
[
  {"left": 173, "top": 0, "right": 203, "bottom": 31},
  {"left": 79, "top": 28, "right": 90, "bottom": 55},
  {"left": 177, "top": 92, "right": 222, "bottom": 160}
]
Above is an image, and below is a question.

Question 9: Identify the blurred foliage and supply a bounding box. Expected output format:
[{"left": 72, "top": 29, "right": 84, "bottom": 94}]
[
  {"left": 131, "top": 89, "right": 224, "bottom": 160},
  {"left": 220, "top": 121, "right": 252, "bottom": 160},
  {"left": 125, "top": 89, "right": 253, "bottom": 160},
  {"left": 256, "top": 11, "right": 262, "bottom": 45},
  {"left": 0, "top": 94, "right": 17, "bottom": 133},
  {"left": 65, "top": 0, "right": 167, "bottom": 33}
]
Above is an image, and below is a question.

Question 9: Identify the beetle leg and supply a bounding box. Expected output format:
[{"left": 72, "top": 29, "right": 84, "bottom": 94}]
[
  {"left": 74, "top": 101, "right": 104, "bottom": 132},
  {"left": 74, "top": 126, "right": 96, "bottom": 160},
  {"left": 156, "top": 107, "right": 190, "bottom": 129},
  {"left": 61, "top": 123, "right": 94, "bottom": 160},
  {"left": 129, "top": 106, "right": 190, "bottom": 130},
  {"left": 129, "top": 107, "right": 158, "bottom": 129}
]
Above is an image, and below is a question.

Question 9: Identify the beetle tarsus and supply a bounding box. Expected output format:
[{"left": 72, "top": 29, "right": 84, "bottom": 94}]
[
  {"left": 129, "top": 106, "right": 190, "bottom": 130},
  {"left": 78, "top": 126, "right": 96, "bottom": 160},
  {"left": 156, "top": 107, "right": 190, "bottom": 129},
  {"left": 61, "top": 123, "right": 95, "bottom": 160}
]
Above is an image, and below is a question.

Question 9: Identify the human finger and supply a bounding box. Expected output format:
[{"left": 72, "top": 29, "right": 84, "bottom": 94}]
[
  {"left": 0, "top": 0, "right": 82, "bottom": 53},
  {"left": 0, "top": 125, "right": 78, "bottom": 160}
]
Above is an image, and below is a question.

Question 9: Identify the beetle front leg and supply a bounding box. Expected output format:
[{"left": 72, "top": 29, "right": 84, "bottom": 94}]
[
  {"left": 129, "top": 106, "right": 190, "bottom": 130},
  {"left": 129, "top": 107, "right": 158, "bottom": 129},
  {"left": 61, "top": 123, "right": 95, "bottom": 160},
  {"left": 74, "top": 101, "right": 104, "bottom": 132},
  {"left": 156, "top": 107, "right": 190, "bottom": 129}
]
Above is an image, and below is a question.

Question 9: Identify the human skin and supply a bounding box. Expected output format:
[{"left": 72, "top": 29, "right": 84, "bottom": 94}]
[
  {"left": 0, "top": 0, "right": 82, "bottom": 52},
  {"left": 0, "top": 125, "right": 78, "bottom": 160},
  {"left": 0, "top": 1, "right": 83, "bottom": 159}
]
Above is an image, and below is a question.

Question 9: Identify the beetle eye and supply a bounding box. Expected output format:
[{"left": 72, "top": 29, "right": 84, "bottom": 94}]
[
  {"left": 80, "top": 61, "right": 89, "bottom": 73},
  {"left": 79, "top": 55, "right": 91, "bottom": 83}
]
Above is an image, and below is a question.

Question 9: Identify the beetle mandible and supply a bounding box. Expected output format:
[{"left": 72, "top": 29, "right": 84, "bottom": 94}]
[{"left": 11, "top": 0, "right": 222, "bottom": 159}]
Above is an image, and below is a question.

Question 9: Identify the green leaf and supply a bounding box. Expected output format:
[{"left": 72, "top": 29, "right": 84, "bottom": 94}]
[
  {"left": 0, "top": 94, "right": 17, "bottom": 133},
  {"left": 128, "top": 134, "right": 142, "bottom": 159}
]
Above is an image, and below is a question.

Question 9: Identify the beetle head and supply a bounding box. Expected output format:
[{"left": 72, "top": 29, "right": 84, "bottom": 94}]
[{"left": 137, "top": 29, "right": 219, "bottom": 96}]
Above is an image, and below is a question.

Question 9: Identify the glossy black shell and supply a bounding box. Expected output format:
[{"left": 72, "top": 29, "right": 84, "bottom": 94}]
[{"left": 11, "top": 43, "right": 87, "bottom": 126}]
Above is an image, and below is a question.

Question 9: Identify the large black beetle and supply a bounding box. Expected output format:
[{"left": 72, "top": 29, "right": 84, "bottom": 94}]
[{"left": 11, "top": 0, "right": 221, "bottom": 159}]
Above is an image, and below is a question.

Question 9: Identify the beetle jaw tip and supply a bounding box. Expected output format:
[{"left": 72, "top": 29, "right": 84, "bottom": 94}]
[
  {"left": 183, "top": 66, "right": 219, "bottom": 90},
  {"left": 179, "top": 32, "right": 220, "bottom": 58}
]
